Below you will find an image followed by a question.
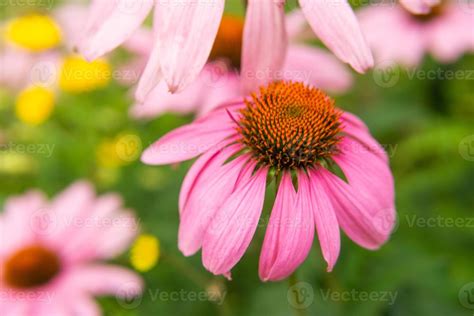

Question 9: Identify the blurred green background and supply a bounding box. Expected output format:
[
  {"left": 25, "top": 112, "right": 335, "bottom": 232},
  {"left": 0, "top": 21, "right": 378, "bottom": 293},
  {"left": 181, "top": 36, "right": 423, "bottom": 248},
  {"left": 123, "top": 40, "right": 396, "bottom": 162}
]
[{"left": 1, "top": 1, "right": 473, "bottom": 315}]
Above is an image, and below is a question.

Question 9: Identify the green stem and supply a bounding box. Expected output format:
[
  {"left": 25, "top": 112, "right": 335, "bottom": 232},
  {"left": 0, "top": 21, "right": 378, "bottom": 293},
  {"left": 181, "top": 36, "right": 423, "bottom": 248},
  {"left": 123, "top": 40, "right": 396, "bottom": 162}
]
[{"left": 288, "top": 272, "right": 308, "bottom": 316}]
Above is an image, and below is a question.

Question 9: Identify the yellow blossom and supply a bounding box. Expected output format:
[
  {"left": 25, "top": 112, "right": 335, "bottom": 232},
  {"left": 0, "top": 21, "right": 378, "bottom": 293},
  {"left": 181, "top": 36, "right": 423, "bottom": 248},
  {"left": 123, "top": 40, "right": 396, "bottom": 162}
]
[
  {"left": 130, "top": 234, "right": 160, "bottom": 272},
  {"left": 15, "top": 86, "right": 55, "bottom": 125},
  {"left": 59, "top": 56, "right": 111, "bottom": 93},
  {"left": 5, "top": 14, "right": 61, "bottom": 52}
]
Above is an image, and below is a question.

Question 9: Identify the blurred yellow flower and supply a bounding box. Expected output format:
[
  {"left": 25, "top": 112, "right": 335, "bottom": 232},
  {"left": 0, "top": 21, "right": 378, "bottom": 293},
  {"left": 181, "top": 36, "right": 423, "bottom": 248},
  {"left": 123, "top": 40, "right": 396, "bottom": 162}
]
[
  {"left": 96, "top": 133, "right": 141, "bottom": 168},
  {"left": 59, "top": 56, "right": 111, "bottom": 93},
  {"left": 15, "top": 86, "right": 55, "bottom": 125},
  {"left": 5, "top": 14, "right": 61, "bottom": 52},
  {"left": 130, "top": 234, "right": 160, "bottom": 272}
]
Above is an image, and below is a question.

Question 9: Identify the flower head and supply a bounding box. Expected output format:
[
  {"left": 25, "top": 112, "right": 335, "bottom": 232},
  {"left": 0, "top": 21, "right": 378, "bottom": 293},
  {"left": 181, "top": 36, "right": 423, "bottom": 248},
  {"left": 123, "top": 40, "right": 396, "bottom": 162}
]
[
  {"left": 142, "top": 81, "right": 396, "bottom": 281},
  {"left": 359, "top": 0, "right": 474, "bottom": 66},
  {"left": 0, "top": 182, "right": 143, "bottom": 313}
]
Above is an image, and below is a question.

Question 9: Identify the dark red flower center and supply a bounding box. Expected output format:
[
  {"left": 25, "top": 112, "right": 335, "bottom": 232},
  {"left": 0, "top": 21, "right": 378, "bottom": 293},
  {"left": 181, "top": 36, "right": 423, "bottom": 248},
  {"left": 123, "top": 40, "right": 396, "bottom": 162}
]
[
  {"left": 3, "top": 245, "right": 61, "bottom": 289},
  {"left": 209, "top": 15, "right": 244, "bottom": 70},
  {"left": 410, "top": 2, "right": 446, "bottom": 22},
  {"left": 237, "top": 81, "right": 342, "bottom": 170}
]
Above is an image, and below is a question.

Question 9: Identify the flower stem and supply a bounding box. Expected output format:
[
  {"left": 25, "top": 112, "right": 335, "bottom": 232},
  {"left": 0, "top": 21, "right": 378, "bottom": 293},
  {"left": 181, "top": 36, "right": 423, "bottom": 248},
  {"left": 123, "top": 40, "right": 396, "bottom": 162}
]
[{"left": 288, "top": 272, "right": 308, "bottom": 316}]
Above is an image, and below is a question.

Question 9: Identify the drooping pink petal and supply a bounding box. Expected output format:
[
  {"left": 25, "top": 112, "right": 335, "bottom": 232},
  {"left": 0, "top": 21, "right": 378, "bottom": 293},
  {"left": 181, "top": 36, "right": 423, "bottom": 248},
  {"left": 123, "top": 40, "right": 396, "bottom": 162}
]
[
  {"left": 179, "top": 151, "right": 247, "bottom": 256},
  {"left": 283, "top": 45, "right": 353, "bottom": 93},
  {"left": 259, "top": 172, "right": 314, "bottom": 281},
  {"left": 79, "top": 0, "right": 154, "bottom": 61},
  {"left": 317, "top": 167, "right": 391, "bottom": 250},
  {"left": 202, "top": 165, "right": 268, "bottom": 277},
  {"left": 154, "top": 0, "right": 225, "bottom": 93},
  {"left": 298, "top": 0, "right": 373, "bottom": 73},
  {"left": 241, "top": 0, "right": 288, "bottom": 92},
  {"left": 334, "top": 137, "right": 395, "bottom": 218},
  {"left": 141, "top": 108, "right": 238, "bottom": 165},
  {"left": 307, "top": 170, "right": 340, "bottom": 272},
  {"left": 400, "top": 0, "right": 440, "bottom": 14}
]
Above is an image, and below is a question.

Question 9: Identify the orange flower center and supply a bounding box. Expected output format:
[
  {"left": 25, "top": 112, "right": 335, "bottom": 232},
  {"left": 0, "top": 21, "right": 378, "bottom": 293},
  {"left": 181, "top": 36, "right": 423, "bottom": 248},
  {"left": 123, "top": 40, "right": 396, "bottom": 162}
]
[
  {"left": 237, "top": 81, "right": 342, "bottom": 170},
  {"left": 209, "top": 15, "right": 244, "bottom": 70},
  {"left": 3, "top": 245, "right": 61, "bottom": 289}
]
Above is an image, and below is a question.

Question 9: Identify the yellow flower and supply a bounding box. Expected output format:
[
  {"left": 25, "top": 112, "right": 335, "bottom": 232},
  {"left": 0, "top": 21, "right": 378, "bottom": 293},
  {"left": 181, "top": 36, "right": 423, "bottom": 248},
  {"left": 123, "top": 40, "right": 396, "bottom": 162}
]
[
  {"left": 5, "top": 14, "right": 61, "bottom": 52},
  {"left": 130, "top": 234, "right": 160, "bottom": 272},
  {"left": 15, "top": 86, "right": 55, "bottom": 125},
  {"left": 96, "top": 134, "right": 141, "bottom": 168},
  {"left": 59, "top": 55, "right": 111, "bottom": 93}
]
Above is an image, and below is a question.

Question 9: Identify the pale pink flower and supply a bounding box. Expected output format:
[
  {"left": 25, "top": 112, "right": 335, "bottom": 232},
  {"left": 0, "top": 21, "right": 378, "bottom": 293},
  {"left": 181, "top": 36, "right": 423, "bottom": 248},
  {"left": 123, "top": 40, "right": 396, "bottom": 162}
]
[
  {"left": 0, "top": 181, "right": 142, "bottom": 315},
  {"left": 78, "top": 0, "right": 372, "bottom": 99},
  {"left": 359, "top": 1, "right": 474, "bottom": 67},
  {"left": 141, "top": 81, "right": 396, "bottom": 281},
  {"left": 127, "top": 12, "right": 353, "bottom": 119}
]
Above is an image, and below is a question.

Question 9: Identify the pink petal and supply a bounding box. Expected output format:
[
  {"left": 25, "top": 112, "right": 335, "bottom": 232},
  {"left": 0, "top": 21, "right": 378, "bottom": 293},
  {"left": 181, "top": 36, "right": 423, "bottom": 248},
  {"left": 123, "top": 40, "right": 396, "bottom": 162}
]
[
  {"left": 283, "top": 44, "right": 353, "bottom": 93},
  {"left": 154, "top": 0, "right": 225, "bottom": 93},
  {"left": 317, "top": 167, "right": 391, "bottom": 250},
  {"left": 307, "top": 170, "right": 340, "bottom": 272},
  {"left": 179, "top": 151, "right": 247, "bottom": 256},
  {"left": 298, "top": 0, "right": 373, "bottom": 73},
  {"left": 66, "top": 264, "right": 143, "bottom": 297},
  {"left": 334, "top": 137, "right": 395, "bottom": 218},
  {"left": 135, "top": 38, "right": 163, "bottom": 102},
  {"left": 241, "top": 0, "right": 288, "bottom": 92},
  {"left": 259, "top": 172, "right": 314, "bottom": 281},
  {"left": 79, "top": 0, "right": 154, "bottom": 61},
  {"left": 141, "top": 109, "right": 237, "bottom": 165},
  {"left": 341, "top": 112, "right": 388, "bottom": 163},
  {"left": 202, "top": 165, "right": 268, "bottom": 276}
]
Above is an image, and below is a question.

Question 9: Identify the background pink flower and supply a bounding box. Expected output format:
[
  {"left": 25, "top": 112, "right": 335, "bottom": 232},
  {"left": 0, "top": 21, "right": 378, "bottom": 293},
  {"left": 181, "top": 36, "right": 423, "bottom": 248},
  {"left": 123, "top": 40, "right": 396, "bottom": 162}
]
[
  {"left": 0, "top": 181, "right": 142, "bottom": 315},
  {"left": 359, "top": 1, "right": 474, "bottom": 67}
]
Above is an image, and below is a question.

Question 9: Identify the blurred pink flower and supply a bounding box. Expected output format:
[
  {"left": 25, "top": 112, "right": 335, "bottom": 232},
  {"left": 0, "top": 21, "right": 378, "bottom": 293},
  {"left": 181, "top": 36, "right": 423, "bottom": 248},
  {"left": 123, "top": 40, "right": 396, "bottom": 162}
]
[
  {"left": 141, "top": 81, "right": 396, "bottom": 281},
  {"left": 127, "top": 11, "right": 353, "bottom": 119},
  {"left": 78, "top": 0, "right": 372, "bottom": 99},
  {"left": 0, "top": 181, "right": 142, "bottom": 315},
  {"left": 359, "top": 1, "right": 474, "bottom": 67}
]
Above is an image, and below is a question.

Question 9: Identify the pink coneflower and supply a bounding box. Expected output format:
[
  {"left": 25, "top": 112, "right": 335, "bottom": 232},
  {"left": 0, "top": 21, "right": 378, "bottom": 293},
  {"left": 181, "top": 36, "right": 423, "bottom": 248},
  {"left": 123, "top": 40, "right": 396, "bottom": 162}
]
[
  {"left": 128, "top": 12, "right": 353, "bottom": 119},
  {"left": 0, "top": 182, "right": 142, "bottom": 314},
  {"left": 359, "top": 1, "right": 474, "bottom": 67},
  {"left": 142, "top": 81, "right": 396, "bottom": 281},
  {"left": 79, "top": 0, "right": 372, "bottom": 98}
]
